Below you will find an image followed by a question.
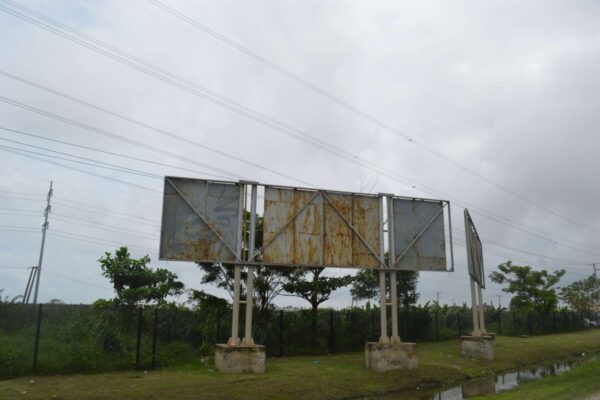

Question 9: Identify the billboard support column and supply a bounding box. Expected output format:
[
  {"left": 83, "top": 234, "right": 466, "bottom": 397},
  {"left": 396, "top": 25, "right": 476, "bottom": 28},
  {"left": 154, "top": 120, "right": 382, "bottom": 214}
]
[
  {"left": 243, "top": 183, "right": 258, "bottom": 346},
  {"left": 387, "top": 195, "right": 400, "bottom": 343},
  {"left": 228, "top": 184, "right": 246, "bottom": 346},
  {"left": 379, "top": 271, "right": 389, "bottom": 343},
  {"left": 470, "top": 277, "right": 480, "bottom": 337},
  {"left": 477, "top": 282, "right": 486, "bottom": 334},
  {"left": 378, "top": 195, "right": 389, "bottom": 343}
]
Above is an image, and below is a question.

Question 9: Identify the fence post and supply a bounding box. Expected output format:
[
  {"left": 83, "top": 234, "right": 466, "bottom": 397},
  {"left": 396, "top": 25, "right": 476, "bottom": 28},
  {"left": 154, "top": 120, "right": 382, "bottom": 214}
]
[
  {"left": 497, "top": 309, "right": 502, "bottom": 335},
  {"left": 528, "top": 312, "right": 532, "bottom": 336},
  {"left": 513, "top": 312, "right": 517, "bottom": 336},
  {"left": 457, "top": 312, "right": 462, "bottom": 337},
  {"left": 279, "top": 310, "right": 284, "bottom": 357},
  {"left": 135, "top": 307, "right": 143, "bottom": 369},
  {"left": 32, "top": 303, "right": 43, "bottom": 374},
  {"left": 329, "top": 309, "right": 334, "bottom": 353},
  {"left": 553, "top": 312, "right": 557, "bottom": 333},
  {"left": 151, "top": 307, "right": 158, "bottom": 369},
  {"left": 435, "top": 311, "right": 439, "bottom": 341}
]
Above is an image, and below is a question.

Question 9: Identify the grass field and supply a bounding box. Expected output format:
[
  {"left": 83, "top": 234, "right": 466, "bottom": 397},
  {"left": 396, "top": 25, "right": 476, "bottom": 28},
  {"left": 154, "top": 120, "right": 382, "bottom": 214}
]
[{"left": 0, "top": 330, "right": 599, "bottom": 400}]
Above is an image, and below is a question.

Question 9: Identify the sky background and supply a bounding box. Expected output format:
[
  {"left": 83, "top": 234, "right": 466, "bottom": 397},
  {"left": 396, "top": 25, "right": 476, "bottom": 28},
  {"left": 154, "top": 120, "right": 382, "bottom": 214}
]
[{"left": 0, "top": 0, "right": 599, "bottom": 309}]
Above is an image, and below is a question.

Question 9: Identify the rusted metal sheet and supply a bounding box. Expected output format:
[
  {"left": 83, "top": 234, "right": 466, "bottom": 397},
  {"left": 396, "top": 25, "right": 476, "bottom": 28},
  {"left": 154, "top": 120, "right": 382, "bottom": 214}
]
[
  {"left": 464, "top": 209, "right": 485, "bottom": 288},
  {"left": 159, "top": 177, "right": 242, "bottom": 263},
  {"left": 392, "top": 198, "right": 447, "bottom": 271},
  {"left": 262, "top": 187, "right": 380, "bottom": 268}
]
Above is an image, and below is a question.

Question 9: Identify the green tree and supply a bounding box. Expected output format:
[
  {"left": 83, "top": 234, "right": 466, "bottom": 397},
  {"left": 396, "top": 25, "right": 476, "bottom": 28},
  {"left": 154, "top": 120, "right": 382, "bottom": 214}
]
[
  {"left": 283, "top": 268, "right": 354, "bottom": 343},
  {"left": 0, "top": 289, "right": 22, "bottom": 304},
  {"left": 187, "top": 289, "right": 229, "bottom": 311},
  {"left": 490, "top": 261, "right": 565, "bottom": 312},
  {"left": 560, "top": 275, "right": 600, "bottom": 313},
  {"left": 99, "top": 247, "right": 184, "bottom": 307}
]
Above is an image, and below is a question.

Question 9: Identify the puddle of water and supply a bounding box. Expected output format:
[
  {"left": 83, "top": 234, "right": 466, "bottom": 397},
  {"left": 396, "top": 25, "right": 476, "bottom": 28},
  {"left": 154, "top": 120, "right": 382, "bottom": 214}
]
[{"left": 365, "top": 360, "right": 579, "bottom": 400}]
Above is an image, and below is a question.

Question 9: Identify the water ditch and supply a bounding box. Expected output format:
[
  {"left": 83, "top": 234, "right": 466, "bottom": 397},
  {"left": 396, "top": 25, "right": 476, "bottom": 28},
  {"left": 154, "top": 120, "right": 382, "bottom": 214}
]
[{"left": 365, "top": 355, "right": 588, "bottom": 400}]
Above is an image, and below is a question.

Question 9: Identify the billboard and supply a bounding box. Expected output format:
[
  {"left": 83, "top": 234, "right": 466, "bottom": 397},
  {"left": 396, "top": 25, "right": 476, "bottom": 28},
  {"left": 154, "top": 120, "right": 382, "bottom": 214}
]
[
  {"left": 158, "top": 177, "right": 453, "bottom": 271},
  {"left": 391, "top": 198, "right": 448, "bottom": 271},
  {"left": 159, "top": 177, "right": 243, "bottom": 263},
  {"left": 262, "top": 187, "right": 382, "bottom": 269},
  {"left": 464, "top": 208, "right": 484, "bottom": 288}
]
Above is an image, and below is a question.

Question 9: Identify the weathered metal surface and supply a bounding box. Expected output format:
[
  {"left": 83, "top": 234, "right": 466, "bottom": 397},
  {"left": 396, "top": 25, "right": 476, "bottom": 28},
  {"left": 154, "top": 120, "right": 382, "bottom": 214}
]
[
  {"left": 464, "top": 209, "right": 485, "bottom": 288},
  {"left": 262, "top": 187, "right": 380, "bottom": 268},
  {"left": 392, "top": 198, "right": 447, "bottom": 271},
  {"left": 159, "top": 177, "right": 242, "bottom": 263}
]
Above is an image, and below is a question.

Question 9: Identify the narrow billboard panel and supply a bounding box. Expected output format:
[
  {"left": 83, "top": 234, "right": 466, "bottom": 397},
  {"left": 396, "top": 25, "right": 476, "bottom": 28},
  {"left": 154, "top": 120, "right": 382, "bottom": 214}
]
[
  {"left": 391, "top": 198, "right": 447, "bottom": 271},
  {"left": 159, "top": 177, "right": 242, "bottom": 263},
  {"left": 262, "top": 187, "right": 381, "bottom": 268},
  {"left": 464, "top": 209, "right": 485, "bottom": 288}
]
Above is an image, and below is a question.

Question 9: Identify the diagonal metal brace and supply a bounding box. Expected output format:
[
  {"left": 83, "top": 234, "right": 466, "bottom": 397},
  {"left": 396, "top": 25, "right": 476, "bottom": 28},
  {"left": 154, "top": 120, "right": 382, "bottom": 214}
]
[{"left": 166, "top": 178, "right": 239, "bottom": 260}]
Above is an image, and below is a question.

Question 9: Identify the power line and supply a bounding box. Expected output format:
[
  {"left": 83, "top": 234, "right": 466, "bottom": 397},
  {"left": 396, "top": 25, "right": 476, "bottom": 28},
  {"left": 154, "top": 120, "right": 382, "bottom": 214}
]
[
  {"left": 0, "top": 144, "right": 162, "bottom": 179},
  {"left": 144, "top": 0, "right": 600, "bottom": 236},
  {"left": 0, "top": 146, "right": 162, "bottom": 194},
  {"left": 0, "top": 96, "right": 245, "bottom": 181},
  {"left": 49, "top": 231, "right": 158, "bottom": 254},
  {"left": 0, "top": 69, "right": 313, "bottom": 188},
  {"left": 52, "top": 216, "right": 157, "bottom": 240},
  {"left": 0, "top": 126, "right": 240, "bottom": 181},
  {"left": 43, "top": 268, "right": 112, "bottom": 290}
]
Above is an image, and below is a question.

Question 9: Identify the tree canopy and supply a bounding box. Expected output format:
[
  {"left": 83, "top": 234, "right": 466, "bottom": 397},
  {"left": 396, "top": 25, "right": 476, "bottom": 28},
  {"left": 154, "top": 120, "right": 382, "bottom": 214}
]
[
  {"left": 560, "top": 274, "right": 600, "bottom": 313},
  {"left": 99, "top": 247, "right": 184, "bottom": 307},
  {"left": 490, "top": 261, "right": 565, "bottom": 312}
]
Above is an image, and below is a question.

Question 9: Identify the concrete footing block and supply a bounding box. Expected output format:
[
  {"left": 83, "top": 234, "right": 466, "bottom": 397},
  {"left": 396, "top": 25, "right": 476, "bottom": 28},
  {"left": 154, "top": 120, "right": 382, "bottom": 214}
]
[
  {"left": 459, "top": 335, "right": 494, "bottom": 360},
  {"left": 214, "top": 344, "right": 266, "bottom": 373},
  {"left": 365, "top": 342, "right": 418, "bottom": 372}
]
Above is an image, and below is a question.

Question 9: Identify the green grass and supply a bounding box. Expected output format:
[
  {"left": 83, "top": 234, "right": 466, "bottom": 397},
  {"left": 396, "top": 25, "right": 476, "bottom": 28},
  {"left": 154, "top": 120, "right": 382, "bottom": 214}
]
[
  {"left": 472, "top": 357, "right": 600, "bottom": 400},
  {"left": 0, "top": 330, "right": 599, "bottom": 400}
]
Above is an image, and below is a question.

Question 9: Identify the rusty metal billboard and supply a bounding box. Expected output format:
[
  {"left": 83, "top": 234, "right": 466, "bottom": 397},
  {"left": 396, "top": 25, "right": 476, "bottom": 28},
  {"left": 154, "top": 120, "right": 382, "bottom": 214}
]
[
  {"left": 261, "top": 187, "right": 382, "bottom": 268},
  {"left": 464, "top": 208, "right": 485, "bottom": 288},
  {"left": 159, "top": 177, "right": 453, "bottom": 271},
  {"left": 159, "top": 177, "right": 243, "bottom": 263},
  {"left": 391, "top": 198, "right": 449, "bottom": 271}
]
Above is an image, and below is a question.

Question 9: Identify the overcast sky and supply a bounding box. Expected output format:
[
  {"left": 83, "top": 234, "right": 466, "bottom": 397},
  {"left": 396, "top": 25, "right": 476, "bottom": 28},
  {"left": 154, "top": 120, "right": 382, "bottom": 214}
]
[{"left": 1, "top": 0, "right": 598, "bottom": 309}]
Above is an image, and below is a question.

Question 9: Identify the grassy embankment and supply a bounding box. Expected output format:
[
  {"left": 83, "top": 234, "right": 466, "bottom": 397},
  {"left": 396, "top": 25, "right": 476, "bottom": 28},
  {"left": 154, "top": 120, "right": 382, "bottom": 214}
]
[{"left": 0, "top": 329, "right": 599, "bottom": 400}]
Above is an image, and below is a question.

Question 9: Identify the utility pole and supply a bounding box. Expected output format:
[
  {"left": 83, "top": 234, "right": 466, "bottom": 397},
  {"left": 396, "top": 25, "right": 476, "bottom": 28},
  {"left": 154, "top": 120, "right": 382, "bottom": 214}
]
[
  {"left": 497, "top": 295, "right": 502, "bottom": 309},
  {"left": 593, "top": 263, "right": 598, "bottom": 278},
  {"left": 435, "top": 291, "right": 441, "bottom": 304},
  {"left": 32, "top": 181, "right": 53, "bottom": 305}
]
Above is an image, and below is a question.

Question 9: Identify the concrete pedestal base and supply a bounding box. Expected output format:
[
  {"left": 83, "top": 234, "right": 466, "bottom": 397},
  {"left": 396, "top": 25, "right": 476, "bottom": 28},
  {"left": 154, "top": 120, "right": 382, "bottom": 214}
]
[
  {"left": 215, "top": 344, "right": 266, "bottom": 373},
  {"left": 365, "top": 342, "right": 418, "bottom": 372},
  {"left": 459, "top": 335, "right": 494, "bottom": 360}
]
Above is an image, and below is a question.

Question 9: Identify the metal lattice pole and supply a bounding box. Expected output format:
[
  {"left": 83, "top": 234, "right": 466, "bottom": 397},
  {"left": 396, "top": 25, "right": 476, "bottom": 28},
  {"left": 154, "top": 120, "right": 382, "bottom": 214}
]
[{"left": 32, "top": 181, "right": 53, "bottom": 305}]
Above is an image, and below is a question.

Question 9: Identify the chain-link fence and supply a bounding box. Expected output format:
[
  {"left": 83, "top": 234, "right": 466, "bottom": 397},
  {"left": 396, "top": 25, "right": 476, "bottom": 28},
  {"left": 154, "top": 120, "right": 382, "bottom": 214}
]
[{"left": 0, "top": 303, "right": 596, "bottom": 377}]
